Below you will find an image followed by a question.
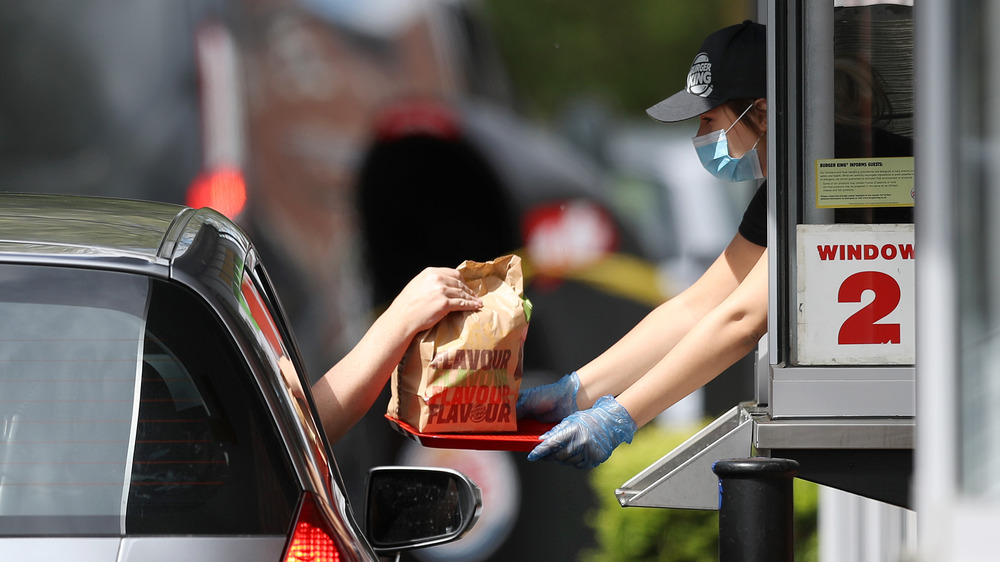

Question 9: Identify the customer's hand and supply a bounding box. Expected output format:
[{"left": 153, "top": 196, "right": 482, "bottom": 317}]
[{"left": 388, "top": 267, "right": 482, "bottom": 337}]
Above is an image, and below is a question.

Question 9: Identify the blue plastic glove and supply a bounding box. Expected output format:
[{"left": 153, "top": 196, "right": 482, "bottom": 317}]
[
  {"left": 516, "top": 371, "right": 580, "bottom": 422},
  {"left": 527, "top": 395, "right": 637, "bottom": 469}
]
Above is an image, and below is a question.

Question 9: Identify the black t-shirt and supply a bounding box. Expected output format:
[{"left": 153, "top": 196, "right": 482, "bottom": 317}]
[{"left": 738, "top": 181, "right": 767, "bottom": 247}]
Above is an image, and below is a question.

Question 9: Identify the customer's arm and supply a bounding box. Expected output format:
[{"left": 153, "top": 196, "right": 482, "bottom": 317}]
[{"left": 312, "top": 268, "right": 481, "bottom": 442}]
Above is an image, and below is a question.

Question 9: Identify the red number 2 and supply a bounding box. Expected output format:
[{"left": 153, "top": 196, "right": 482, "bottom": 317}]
[{"left": 837, "top": 271, "right": 901, "bottom": 345}]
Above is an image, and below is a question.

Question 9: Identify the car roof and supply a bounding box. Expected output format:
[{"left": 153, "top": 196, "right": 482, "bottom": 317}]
[{"left": 0, "top": 193, "right": 249, "bottom": 267}]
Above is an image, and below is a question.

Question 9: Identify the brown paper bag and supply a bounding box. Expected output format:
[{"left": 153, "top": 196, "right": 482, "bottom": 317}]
[{"left": 388, "top": 254, "right": 530, "bottom": 433}]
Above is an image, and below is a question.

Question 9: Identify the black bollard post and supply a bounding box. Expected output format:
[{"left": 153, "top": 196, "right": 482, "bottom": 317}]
[{"left": 712, "top": 457, "right": 799, "bottom": 562}]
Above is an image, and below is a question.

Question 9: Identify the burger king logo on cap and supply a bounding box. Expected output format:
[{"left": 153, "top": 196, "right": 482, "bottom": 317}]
[{"left": 686, "top": 53, "right": 713, "bottom": 97}]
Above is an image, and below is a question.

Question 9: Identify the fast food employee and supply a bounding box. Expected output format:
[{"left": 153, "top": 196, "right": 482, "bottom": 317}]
[{"left": 517, "top": 21, "right": 770, "bottom": 468}]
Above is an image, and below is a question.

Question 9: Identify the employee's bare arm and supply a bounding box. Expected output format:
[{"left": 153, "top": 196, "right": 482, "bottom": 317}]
[
  {"left": 574, "top": 234, "right": 765, "bottom": 410},
  {"left": 616, "top": 250, "right": 768, "bottom": 427}
]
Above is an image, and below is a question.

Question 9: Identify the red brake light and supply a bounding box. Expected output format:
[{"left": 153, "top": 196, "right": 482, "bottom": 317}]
[
  {"left": 283, "top": 492, "right": 342, "bottom": 562},
  {"left": 186, "top": 166, "right": 247, "bottom": 219}
]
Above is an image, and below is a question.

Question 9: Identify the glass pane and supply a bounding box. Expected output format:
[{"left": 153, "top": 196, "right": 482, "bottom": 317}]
[
  {"left": 957, "top": 0, "right": 1000, "bottom": 498},
  {"left": 0, "top": 266, "right": 147, "bottom": 534},
  {"left": 833, "top": 2, "right": 915, "bottom": 224},
  {"left": 0, "top": 265, "right": 299, "bottom": 535},
  {"left": 127, "top": 280, "right": 298, "bottom": 534}
]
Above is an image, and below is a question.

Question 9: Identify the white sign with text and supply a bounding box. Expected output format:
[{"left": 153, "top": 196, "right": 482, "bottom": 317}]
[{"left": 796, "top": 224, "right": 915, "bottom": 365}]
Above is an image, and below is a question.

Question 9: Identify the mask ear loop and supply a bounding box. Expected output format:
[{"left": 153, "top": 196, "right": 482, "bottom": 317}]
[
  {"left": 724, "top": 103, "right": 756, "bottom": 134},
  {"left": 726, "top": 102, "right": 765, "bottom": 152}
]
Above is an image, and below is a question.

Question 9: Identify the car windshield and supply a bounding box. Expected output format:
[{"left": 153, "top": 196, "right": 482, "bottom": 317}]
[{"left": 0, "top": 265, "right": 297, "bottom": 536}]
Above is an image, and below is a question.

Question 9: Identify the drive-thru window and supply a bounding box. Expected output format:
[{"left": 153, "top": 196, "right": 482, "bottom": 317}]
[{"left": 616, "top": 0, "right": 916, "bottom": 540}]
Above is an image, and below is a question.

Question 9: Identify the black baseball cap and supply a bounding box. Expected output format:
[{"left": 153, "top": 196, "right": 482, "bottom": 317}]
[{"left": 647, "top": 21, "right": 766, "bottom": 123}]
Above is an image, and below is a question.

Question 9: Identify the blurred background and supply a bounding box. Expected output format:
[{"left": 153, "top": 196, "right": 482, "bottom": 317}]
[{"left": 0, "top": 1, "right": 758, "bottom": 559}]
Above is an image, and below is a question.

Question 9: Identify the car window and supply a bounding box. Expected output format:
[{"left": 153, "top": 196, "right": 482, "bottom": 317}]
[{"left": 0, "top": 265, "right": 298, "bottom": 536}]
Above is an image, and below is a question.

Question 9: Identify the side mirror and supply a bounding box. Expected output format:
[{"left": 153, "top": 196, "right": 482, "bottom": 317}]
[{"left": 364, "top": 466, "right": 482, "bottom": 556}]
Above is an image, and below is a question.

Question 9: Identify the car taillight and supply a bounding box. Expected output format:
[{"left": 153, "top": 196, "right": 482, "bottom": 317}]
[
  {"left": 186, "top": 166, "right": 247, "bottom": 219},
  {"left": 282, "top": 492, "right": 342, "bottom": 562},
  {"left": 522, "top": 199, "right": 619, "bottom": 275}
]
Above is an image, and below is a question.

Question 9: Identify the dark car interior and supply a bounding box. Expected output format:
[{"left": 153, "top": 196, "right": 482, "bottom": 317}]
[{"left": 127, "top": 280, "right": 299, "bottom": 534}]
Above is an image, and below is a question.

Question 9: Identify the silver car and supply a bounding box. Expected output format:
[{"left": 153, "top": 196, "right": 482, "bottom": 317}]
[{"left": 0, "top": 193, "right": 479, "bottom": 561}]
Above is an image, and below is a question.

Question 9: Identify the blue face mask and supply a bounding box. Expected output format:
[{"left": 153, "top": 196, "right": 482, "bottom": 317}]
[{"left": 692, "top": 105, "right": 764, "bottom": 182}]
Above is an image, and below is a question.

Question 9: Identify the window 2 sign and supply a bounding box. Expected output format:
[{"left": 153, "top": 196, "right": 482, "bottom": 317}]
[{"left": 796, "top": 224, "right": 915, "bottom": 365}]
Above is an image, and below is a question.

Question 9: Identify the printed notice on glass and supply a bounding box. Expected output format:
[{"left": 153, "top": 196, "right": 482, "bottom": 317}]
[{"left": 815, "top": 157, "right": 914, "bottom": 208}]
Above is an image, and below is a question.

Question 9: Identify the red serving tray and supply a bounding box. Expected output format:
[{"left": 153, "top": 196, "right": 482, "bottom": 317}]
[{"left": 386, "top": 415, "right": 555, "bottom": 452}]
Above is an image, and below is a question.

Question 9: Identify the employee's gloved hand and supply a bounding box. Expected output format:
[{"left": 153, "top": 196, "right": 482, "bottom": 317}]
[
  {"left": 527, "top": 395, "right": 637, "bottom": 469},
  {"left": 516, "top": 371, "right": 580, "bottom": 422}
]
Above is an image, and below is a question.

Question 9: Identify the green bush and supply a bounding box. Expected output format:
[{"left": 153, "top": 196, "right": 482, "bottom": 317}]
[{"left": 582, "top": 423, "right": 818, "bottom": 562}]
